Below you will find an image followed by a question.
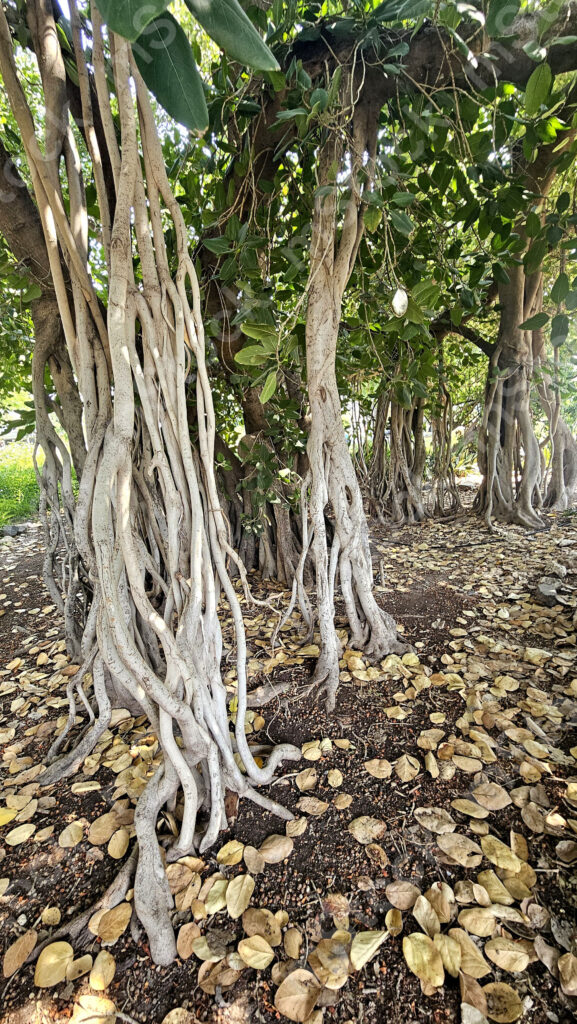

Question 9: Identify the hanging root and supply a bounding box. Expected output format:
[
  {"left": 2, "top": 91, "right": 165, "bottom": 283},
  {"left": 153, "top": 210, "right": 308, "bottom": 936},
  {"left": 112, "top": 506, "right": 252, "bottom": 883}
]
[
  {"left": 0, "top": 1, "right": 301, "bottom": 966},
  {"left": 429, "top": 379, "right": 462, "bottom": 518},
  {"left": 369, "top": 395, "right": 427, "bottom": 525},
  {"left": 476, "top": 358, "right": 544, "bottom": 530}
]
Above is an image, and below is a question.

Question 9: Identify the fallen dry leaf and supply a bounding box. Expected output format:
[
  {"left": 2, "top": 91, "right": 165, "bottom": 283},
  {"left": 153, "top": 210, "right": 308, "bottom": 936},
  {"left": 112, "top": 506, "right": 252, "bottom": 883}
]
[
  {"left": 482, "top": 982, "right": 523, "bottom": 1022},
  {"left": 89, "top": 950, "right": 116, "bottom": 989},
  {"left": 237, "top": 934, "right": 275, "bottom": 970},
  {"left": 348, "top": 816, "right": 387, "bottom": 845},
  {"left": 350, "top": 930, "right": 386, "bottom": 970},
  {"left": 274, "top": 968, "right": 321, "bottom": 1022},
  {"left": 3, "top": 928, "right": 37, "bottom": 978},
  {"left": 34, "top": 941, "right": 74, "bottom": 987},
  {"left": 403, "top": 932, "right": 444, "bottom": 988}
]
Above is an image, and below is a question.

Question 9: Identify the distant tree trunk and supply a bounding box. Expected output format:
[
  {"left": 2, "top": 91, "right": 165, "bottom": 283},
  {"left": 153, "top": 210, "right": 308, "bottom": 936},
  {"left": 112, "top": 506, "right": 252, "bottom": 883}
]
[
  {"left": 369, "top": 393, "right": 426, "bottom": 524},
  {"left": 429, "top": 357, "right": 462, "bottom": 518},
  {"left": 476, "top": 109, "right": 577, "bottom": 528},
  {"left": 544, "top": 416, "right": 577, "bottom": 510},
  {"left": 534, "top": 336, "right": 577, "bottom": 511}
]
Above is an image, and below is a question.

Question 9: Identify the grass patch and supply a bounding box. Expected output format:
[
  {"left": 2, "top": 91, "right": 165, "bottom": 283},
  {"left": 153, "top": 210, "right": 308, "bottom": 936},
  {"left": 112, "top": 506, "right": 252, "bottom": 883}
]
[{"left": 0, "top": 441, "right": 40, "bottom": 528}]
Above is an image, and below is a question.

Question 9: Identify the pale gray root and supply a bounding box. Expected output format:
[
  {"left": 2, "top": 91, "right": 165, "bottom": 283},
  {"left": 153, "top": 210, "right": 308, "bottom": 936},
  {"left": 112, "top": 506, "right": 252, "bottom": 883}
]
[
  {"left": 429, "top": 373, "right": 462, "bottom": 518},
  {"left": 0, "top": 1, "right": 300, "bottom": 968},
  {"left": 245, "top": 678, "right": 292, "bottom": 707},
  {"left": 41, "top": 653, "right": 111, "bottom": 784},
  {"left": 134, "top": 762, "right": 179, "bottom": 965},
  {"left": 370, "top": 394, "right": 428, "bottom": 525},
  {"left": 296, "top": 106, "right": 403, "bottom": 711},
  {"left": 29, "top": 845, "right": 138, "bottom": 962},
  {"left": 43, "top": 646, "right": 98, "bottom": 764}
]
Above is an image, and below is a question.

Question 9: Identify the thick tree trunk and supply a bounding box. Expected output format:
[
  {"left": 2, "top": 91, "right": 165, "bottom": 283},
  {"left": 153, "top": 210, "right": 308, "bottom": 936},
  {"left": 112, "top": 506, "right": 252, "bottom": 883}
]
[
  {"left": 430, "top": 374, "right": 462, "bottom": 518},
  {"left": 476, "top": 267, "right": 543, "bottom": 528},
  {"left": 297, "top": 120, "right": 401, "bottom": 710},
  {"left": 0, "top": 0, "right": 300, "bottom": 967}
]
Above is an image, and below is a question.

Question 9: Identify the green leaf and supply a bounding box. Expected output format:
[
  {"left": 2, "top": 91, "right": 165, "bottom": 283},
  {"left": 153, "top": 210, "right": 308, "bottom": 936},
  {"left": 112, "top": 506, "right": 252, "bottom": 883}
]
[
  {"left": 274, "top": 108, "right": 308, "bottom": 124},
  {"left": 234, "top": 346, "right": 269, "bottom": 366},
  {"left": 525, "top": 212, "right": 542, "bottom": 237},
  {"left": 551, "top": 312, "right": 569, "bottom": 346},
  {"left": 486, "top": 0, "right": 520, "bottom": 37},
  {"left": 373, "top": 0, "right": 431, "bottom": 23},
  {"left": 523, "top": 40, "right": 547, "bottom": 61},
  {"left": 259, "top": 371, "right": 277, "bottom": 404},
  {"left": 204, "top": 237, "right": 232, "bottom": 255},
  {"left": 310, "top": 88, "right": 329, "bottom": 111},
  {"left": 184, "top": 0, "right": 279, "bottom": 70},
  {"left": 412, "top": 278, "right": 440, "bottom": 306},
  {"left": 525, "top": 63, "right": 553, "bottom": 117},
  {"left": 21, "top": 283, "right": 42, "bottom": 303},
  {"left": 405, "top": 297, "right": 424, "bottom": 324},
  {"left": 134, "top": 13, "right": 208, "bottom": 132},
  {"left": 524, "top": 238, "right": 547, "bottom": 275},
  {"left": 391, "top": 192, "right": 417, "bottom": 207},
  {"left": 551, "top": 271, "right": 569, "bottom": 304},
  {"left": 389, "top": 209, "right": 414, "bottom": 236},
  {"left": 518, "top": 311, "right": 549, "bottom": 330},
  {"left": 95, "top": 0, "right": 171, "bottom": 41},
  {"left": 364, "top": 206, "right": 382, "bottom": 233},
  {"left": 241, "top": 323, "right": 277, "bottom": 342}
]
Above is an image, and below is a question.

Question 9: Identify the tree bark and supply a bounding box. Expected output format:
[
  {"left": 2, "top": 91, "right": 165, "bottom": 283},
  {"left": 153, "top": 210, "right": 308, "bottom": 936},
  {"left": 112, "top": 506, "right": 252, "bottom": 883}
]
[
  {"left": 369, "top": 394, "right": 427, "bottom": 524},
  {"left": 0, "top": 0, "right": 300, "bottom": 967},
  {"left": 298, "top": 113, "right": 401, "bottom": 710},
  {"left": 476, "top": 267, "right": 544, "bottom": 528},
  {"left": 476, "top": 90, "right": 577, "bottom": 528}
]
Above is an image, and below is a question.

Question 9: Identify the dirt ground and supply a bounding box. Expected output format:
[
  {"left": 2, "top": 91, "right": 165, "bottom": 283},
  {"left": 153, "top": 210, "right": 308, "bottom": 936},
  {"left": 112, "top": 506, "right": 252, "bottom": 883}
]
[{"left": 1, "top": 510, "right": 576, "bottom": 1024}]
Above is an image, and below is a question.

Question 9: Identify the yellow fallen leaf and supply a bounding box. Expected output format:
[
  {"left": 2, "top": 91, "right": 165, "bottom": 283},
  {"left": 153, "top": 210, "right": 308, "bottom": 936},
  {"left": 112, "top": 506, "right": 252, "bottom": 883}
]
[
  {"left": 237, "top": 935, "right": 274, "bottom": 970},
  {"left": 90, "top": 950, "right": 116, "bottom": 989},
  {"left": 34, "top": 941, "right": 74, "bottom": 987},
  {"left": 350, "top": 930, "right": 386, "bottom": 970},
  {"left": 403, "top": 932, "right": 444, "bottom": 988}
]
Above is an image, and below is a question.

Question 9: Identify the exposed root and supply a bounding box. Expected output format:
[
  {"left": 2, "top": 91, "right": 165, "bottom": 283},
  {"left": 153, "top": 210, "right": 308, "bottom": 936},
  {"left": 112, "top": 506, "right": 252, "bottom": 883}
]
[
  {"left": 246, "top": 679, "right": 292, "bottom": 707},
  {"left": 369, "top": 395, "right": 427, "bottom": 525},
  {"left": 0, "top": 1, "right": 300, "bottom": 964}
]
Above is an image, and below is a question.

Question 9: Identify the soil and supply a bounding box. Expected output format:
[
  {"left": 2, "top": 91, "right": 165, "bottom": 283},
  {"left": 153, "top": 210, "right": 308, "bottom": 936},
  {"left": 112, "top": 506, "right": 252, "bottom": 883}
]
[{"left": 1, "top": 510, "right": 577, "bottom": 1024}]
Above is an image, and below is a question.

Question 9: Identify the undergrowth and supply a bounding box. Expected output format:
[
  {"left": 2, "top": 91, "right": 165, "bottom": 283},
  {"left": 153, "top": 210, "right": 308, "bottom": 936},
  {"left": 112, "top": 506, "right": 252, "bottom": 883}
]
[{"left": 0, "top": 441, "right": 40, "bottom": 527}]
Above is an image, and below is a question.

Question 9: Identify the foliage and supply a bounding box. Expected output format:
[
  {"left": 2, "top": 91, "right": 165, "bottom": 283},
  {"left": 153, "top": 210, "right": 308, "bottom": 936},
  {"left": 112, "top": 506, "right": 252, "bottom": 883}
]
[
  {"left": 0, "top": 441, "right": 39, "bottom": 527},
  {"left": 0, "top": 239, "right": 35, "bottom": 412}
]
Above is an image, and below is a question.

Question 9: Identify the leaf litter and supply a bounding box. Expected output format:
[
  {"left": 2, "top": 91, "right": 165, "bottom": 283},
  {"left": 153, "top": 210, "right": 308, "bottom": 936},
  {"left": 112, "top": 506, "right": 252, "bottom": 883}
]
[{"left": 1, "top": 515, "right": 577, "bottom": 1022}]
